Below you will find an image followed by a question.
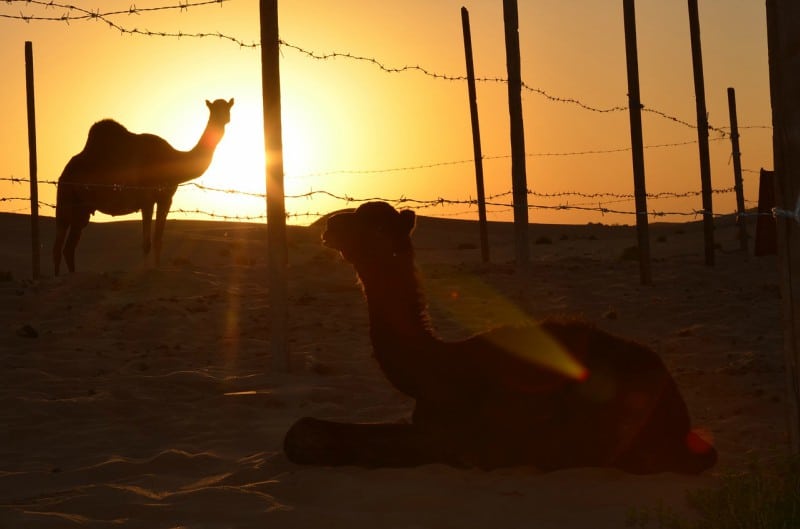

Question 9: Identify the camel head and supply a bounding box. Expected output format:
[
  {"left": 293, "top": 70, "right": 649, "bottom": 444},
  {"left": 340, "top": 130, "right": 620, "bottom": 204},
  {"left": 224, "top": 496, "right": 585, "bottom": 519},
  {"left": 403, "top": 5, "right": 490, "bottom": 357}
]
[
  {"left": 323, "top": 201, "right": 416, "bottom": 264},
  {"left": 206, "top": 98, "right": 234, "bottom": 126}
]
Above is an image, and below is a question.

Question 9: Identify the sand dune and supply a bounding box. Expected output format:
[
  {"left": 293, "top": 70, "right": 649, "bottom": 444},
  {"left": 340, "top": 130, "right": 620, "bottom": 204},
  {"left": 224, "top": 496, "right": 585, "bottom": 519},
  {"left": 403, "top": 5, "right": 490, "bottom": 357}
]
[{"left": 0, "top": 211, "right": 787, "bottom": 528}]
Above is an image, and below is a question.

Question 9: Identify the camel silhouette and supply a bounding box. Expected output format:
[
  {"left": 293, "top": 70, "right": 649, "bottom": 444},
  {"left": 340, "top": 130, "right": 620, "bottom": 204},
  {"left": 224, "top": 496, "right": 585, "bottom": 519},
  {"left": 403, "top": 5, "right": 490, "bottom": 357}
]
[
  {"left": 52, "top": 98, "right": 234, "bottom": 275},
  {"left": 284, "top": 202, "right": 717, "bottom": 474}
]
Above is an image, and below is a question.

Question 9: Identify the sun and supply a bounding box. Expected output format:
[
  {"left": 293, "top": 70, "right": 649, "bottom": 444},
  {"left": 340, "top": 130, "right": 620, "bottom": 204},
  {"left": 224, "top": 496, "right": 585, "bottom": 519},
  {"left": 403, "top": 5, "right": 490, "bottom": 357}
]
[
  {"left": 206, "top": 112, "right": 265, "bottom": 194},
  {"left": 183, "top": 100, "right": 332, "bottom": 222}
]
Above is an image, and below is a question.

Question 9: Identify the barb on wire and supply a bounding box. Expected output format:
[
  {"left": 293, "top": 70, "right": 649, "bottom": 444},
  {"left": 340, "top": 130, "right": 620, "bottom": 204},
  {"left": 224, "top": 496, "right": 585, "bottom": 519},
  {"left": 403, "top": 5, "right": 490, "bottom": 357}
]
[
  {"left": 0, "top": 0, "right": 260, "bottom": 47},
  {"left": 171, "top": 208, "right": 266, "bottom": 221},
  {"left": 642, "top": 107, "right": 728, "bottom": 137},
  {"left": 1, "top": 0, "right": 227, "bottom": 21},
  {"left": 181, "top": 181, "right": 265, "bottom": 199}
]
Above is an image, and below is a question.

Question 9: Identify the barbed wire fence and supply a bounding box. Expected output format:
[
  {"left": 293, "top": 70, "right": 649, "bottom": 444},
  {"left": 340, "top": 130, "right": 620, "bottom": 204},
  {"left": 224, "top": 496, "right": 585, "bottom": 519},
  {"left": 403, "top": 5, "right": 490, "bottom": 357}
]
[
  {"left": 2, "top": 1, "right": 778, "bottom": 243},
  {"left": 0, "top": 173, "right": 772, "bottom": 222},
  {"left": 1, "top": 0, "right": 769, "bottom": 134}
]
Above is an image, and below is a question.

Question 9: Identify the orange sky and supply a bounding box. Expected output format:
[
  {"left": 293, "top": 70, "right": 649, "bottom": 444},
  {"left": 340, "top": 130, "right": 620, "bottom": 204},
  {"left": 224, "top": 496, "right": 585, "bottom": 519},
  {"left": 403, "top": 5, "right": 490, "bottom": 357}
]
[{"left": 0, "top": 0, "right": 774, "bottom": 226}]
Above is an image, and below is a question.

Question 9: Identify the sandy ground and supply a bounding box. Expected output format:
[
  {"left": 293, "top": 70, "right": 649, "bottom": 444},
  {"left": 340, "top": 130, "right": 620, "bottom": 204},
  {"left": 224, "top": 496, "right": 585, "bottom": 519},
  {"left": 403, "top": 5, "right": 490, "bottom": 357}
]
[{"left": 0, "top": 210, "right": 788, "bottom": 528}]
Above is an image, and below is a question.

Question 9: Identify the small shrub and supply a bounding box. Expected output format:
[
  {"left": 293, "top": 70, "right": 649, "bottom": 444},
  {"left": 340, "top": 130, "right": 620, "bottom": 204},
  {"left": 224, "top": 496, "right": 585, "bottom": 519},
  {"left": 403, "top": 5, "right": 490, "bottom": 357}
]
[
  {"left": 0, "top": 270, "right": 12, "bottom": 282},
  {"left": 627, "top": 457, "right": 800, "bottom": 529},
  {"left": 535, "top": 235, "right": 553, "bottom": 245}
]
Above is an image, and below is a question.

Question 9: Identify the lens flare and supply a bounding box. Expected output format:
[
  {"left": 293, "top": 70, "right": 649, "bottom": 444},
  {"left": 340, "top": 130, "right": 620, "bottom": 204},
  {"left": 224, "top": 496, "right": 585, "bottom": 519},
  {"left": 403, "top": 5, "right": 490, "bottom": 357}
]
[
  {"left": 686, "top": 428, "right": 715, "bottom": 455},
  {"left": 486, "top": 325, "right": 589, "bottom": 381},
  {"left": 424, "top": 268, "right": 588, "bottom": 381}
]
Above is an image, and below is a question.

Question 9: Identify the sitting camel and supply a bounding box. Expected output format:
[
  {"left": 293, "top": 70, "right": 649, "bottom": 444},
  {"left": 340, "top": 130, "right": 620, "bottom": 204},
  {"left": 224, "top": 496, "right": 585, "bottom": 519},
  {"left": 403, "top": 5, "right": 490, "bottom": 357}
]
[
  {"left": 52, "top": 98, "right": 234, "bottom": 275},
  {"left": 284, "top": 202, "right": 717, "bottom": 474}
]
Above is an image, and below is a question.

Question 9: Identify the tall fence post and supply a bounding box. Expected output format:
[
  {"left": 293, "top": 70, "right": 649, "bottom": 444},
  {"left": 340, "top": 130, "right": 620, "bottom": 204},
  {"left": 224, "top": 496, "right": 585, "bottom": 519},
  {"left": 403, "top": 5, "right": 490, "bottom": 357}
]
[
  {"left": 727, "top": 87, "right": 748, "bottom": 254},
  {"left": 502, "top": 0, "right": 529, "bottom": 266},
  {"left": 25, "top": 41, "right": 40, "bottom": 280},
  {"left": 622, "top": 0, "right": 651, "bottom": 285},
  {"left": 766, "top": 0, "right": 800, "bottom": 454},
  {"left": 461, "top": 7, "right": 489, "bottom": 263},
  {"left": 687, "top": 0, "right": 715, "bottom": 266},
  {"left": 260, "top": 0, "right": 289, "bottom": 372}
]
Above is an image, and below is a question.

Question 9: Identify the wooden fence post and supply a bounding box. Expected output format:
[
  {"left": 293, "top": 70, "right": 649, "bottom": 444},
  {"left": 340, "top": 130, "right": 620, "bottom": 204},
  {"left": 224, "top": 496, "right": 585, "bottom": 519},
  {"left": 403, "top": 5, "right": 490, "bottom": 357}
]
[
  {"left": 461, "top": 7, "right": 489, "bottom": 263},
  {"left": 622, "top": 0, "right": 652, "bottom": 285},
  {"left": 766, "top": 0, "right": 800, "bottom": 454},
  {"left": 260, "top": 0, "right": 289, "bottom": 371},
  {"left": 727, "top": 87, "right": 748, "bottom": 254},
  {"left": 25, "top": 41, "right": 40, "bottom": 280},
  {"left": 502, "top": 0, "right": 530, "bottom": 266},
  {"left": 687, "top": 0, "right": 716, "bottom": 266}
]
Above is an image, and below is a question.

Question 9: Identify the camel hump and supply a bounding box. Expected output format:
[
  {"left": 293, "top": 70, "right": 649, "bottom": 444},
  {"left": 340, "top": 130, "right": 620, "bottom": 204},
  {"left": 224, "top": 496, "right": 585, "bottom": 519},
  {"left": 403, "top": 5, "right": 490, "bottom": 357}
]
[{"left": 84, "top": 119, "right": 132, "bottom": 153}]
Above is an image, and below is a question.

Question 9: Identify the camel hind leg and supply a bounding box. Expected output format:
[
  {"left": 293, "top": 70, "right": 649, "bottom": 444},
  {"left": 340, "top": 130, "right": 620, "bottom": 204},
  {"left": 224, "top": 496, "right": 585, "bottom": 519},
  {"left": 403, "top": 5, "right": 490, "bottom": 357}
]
[
  {"left": 141, "top": 202, "right": 154, "bottom": 258},
  {"left": 61, "top": 211, "right": 90, "bottom": 274}
]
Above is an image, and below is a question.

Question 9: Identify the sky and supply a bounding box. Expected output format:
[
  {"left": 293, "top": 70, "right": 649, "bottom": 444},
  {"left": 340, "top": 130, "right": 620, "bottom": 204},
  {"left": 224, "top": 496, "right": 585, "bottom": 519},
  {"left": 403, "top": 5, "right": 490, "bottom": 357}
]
[{"left": 0, "top": 0, "right": 774, "bottom": 226}]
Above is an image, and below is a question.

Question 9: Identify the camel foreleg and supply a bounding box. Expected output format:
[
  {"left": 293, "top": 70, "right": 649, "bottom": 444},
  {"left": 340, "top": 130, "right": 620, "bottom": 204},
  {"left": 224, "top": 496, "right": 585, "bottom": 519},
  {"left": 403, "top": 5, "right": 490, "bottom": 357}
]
[
  {"left": 153, "top": 197, "right": 172, "bottom": 267},
  {"left": 141, "top": 203, "right": 153, "bottom": 258},
  {"left": 283, "top": 417, "right": 459, "bottom": 468}
]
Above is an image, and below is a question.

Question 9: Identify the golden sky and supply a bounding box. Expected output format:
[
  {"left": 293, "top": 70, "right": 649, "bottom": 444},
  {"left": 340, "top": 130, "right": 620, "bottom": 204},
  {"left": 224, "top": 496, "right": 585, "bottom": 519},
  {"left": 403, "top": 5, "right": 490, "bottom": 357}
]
[{"left": 0, "top": 0, "right": 774, "bottom": 226}]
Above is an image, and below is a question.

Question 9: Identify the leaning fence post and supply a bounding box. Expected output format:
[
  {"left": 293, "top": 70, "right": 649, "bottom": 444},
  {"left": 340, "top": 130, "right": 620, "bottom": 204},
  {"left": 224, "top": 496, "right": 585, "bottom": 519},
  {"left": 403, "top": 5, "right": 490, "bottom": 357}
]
[
  {"left": 727, "top": 87, "right": 748, "bottom": 254},
  {"left": 461, "top": 7, "right": 489, "bottom": 263},
  {"left": 25, "top": 41, "right": 40, "bottom": 280}
]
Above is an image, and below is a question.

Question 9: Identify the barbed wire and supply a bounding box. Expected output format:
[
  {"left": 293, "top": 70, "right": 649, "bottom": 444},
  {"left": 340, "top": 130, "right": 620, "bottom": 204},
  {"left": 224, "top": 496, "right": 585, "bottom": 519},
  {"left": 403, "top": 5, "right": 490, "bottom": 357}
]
[
  {"left": 281, "top": 137, "right": 728, "bottom": 180},
  {"left": 2, "top": 4, "right": 773, "bottom": 135},
  {"left": 1, "top": 0, "right": 259, "bottom": 46},
  {"left": 279, "top": 40, "right": 738, "bottom": 134},
  {"left": 0, "top": 0, "right": 227, "bottom": 22},
  {"left": 3, "top": 192, "right": 787, "bottom": 224},
  {"left": 0, "top": 174, "right": 751, "bottom": 205},
  {"left": 0, "top": 178, "right": 759, "bottom": 220}
]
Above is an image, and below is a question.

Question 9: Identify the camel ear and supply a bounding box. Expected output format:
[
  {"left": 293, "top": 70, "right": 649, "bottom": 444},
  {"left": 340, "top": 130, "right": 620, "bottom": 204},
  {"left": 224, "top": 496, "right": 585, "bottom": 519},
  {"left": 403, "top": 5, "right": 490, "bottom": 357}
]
[
  {"left": 399, "top": 209, "right": 416, "bottom": 234},
  {"left": 206, "top": 100, "right": 212, "bottom": 109},
  {"left": 228, "top": 98, "right": 235, "bottom": 107}
]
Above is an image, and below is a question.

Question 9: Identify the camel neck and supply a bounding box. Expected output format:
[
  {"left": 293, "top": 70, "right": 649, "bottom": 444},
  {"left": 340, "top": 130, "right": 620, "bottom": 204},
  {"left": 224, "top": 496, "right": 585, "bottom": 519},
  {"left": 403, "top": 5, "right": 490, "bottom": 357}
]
[
  {"left": 176, "top": 121, "right": 225, "bottom": 184},
  {"left": 353, "top": 253, "right": 437, "bottom": 398},
  {"left": 355, "top": 254, "right": 435, "bottom": 343}
]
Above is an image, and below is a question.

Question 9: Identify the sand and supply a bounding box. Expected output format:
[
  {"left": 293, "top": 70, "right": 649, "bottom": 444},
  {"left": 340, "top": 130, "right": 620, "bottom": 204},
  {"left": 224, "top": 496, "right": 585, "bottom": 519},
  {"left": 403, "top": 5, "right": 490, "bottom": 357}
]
[{"left": 0, "top": 210, "right": 788, "bottom": 528}]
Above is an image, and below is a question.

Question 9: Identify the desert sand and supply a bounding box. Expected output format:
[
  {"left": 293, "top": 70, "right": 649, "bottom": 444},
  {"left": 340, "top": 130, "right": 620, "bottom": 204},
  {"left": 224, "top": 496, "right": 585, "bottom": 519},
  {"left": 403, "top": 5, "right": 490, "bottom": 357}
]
[{"left": 0, "top": 210, "right": 788, "bottom": 528}]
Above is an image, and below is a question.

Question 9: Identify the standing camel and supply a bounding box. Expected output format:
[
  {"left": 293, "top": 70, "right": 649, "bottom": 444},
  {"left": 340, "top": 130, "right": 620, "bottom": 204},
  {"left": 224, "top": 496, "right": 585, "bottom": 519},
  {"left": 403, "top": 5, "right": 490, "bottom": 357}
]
[{"left": 52, "top": 98, "right": 234, "bottom": 275}]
